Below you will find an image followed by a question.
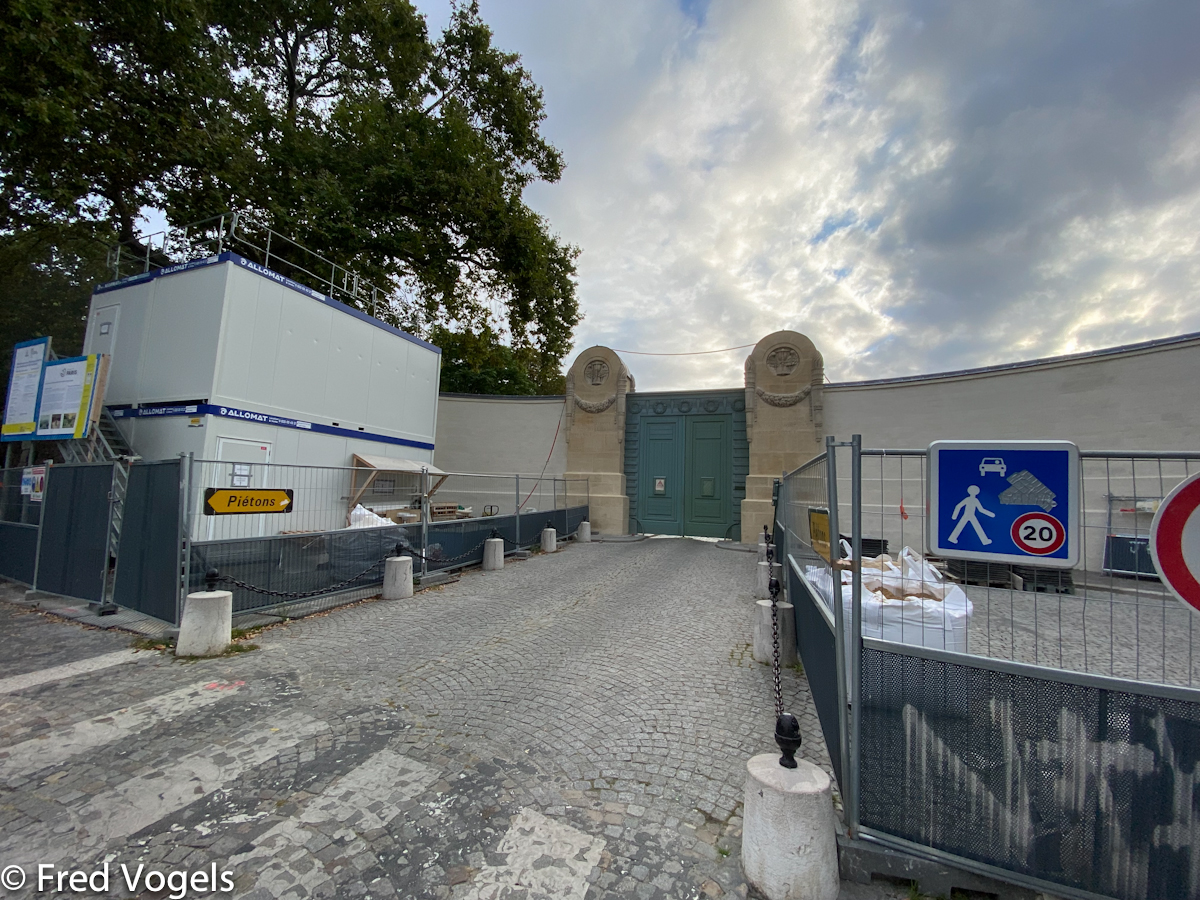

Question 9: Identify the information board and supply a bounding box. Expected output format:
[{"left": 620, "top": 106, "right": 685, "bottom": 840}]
[
  {"left": 2, "top": 337, "right": 50, "bottom": 441},
  {"left": 34, "top": 355, "right": 102, "bottom": 439},
  {"left": 928, "top": 440, "right": 1080, "bottom": 568}
]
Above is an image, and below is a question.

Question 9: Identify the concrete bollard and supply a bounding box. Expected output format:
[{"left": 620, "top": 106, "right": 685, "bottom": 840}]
[
  {"left": 758, "top": 535, "right": 769, "bottom": 562},
  {"left": 756, "top": 558, "right": 781, "bottom": 599},
  {"left": 577, "top": 520, "right": 591, "bottom": 542},
  {"left": 383, "top": 555, "right": 414, "bottom": 600},
  {"left": 541, "top": 527, "right": 557, "bottom": 553},
  {"left": 753, "top": 600, "right": 797, "bottom": 666},
  {"left": 176, "top": 590, "right": 233, "bottom": 657},
  {"left": 742, "top": 753, "right": 839, "bottom": 900},
  {"left": 482, "top": 537, "right": 504, "bottom": 571}
]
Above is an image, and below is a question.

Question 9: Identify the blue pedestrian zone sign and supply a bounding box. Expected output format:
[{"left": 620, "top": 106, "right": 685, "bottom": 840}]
[{"left": 928, "top": 440, "right": 1080, "bottom": 569}]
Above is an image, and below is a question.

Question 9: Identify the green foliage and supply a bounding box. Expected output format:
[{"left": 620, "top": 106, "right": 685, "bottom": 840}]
[
  {"left": 0, "top": 0, "right": 579, "bottom": 384},
  {"left": 0, "top": 224, "right": 112, "bottom": 381},
  {"left": 432, "top": 325, "right": 565, "bottom": 395}
]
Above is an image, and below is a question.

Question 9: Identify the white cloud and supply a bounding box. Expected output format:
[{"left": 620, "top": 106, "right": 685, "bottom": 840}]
[{"left": 425, "top": 0, "right": 1200, "bottom": 389}]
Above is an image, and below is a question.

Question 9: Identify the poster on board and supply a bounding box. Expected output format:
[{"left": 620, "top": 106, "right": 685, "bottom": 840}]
[
  {"left": 2, "top": 337, "right": 50, "bottom": 441},
  {"left": 34, "top": 355, "right": 102, "bottom": 439}
]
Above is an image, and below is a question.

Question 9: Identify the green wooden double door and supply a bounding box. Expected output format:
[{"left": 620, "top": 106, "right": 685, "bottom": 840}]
[{"left": 638, "top": 415, "right": 733, "bottom": 538}]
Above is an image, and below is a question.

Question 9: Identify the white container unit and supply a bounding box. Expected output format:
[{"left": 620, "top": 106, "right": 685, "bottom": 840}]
[{"left": 83, "top": 253, "right": 441, "bottom": 469}]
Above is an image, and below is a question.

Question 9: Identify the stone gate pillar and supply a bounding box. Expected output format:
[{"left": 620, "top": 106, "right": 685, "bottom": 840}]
[
  {"left": 564, "top": 346, "right": 634, "bottom": 535},
  {"left": 741, "top": 331, "right": 825, "bottom": 539}
]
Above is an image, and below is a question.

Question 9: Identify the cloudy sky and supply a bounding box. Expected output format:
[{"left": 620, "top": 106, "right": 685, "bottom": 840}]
[{"left": 412, "top": 0, "right": 1200, "bottom": 390}]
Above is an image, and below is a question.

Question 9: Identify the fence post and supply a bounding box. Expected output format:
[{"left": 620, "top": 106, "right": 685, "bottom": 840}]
[
  {"left": 515, "top": 475, "right": 521, "bottom": 548},
  {"left": 178, "top": 453, "right": 193, "bottom": 626},
  {"left": 825, "top": 436, "right": 851, "bottom": 805},
  {"left": 30, "top": 462, "right": 50, "bottom": 592},
  {"left": 849, "top": 434, "right": 863, "bottom": 838},
  {"left": 97, "top": 461, "right": 121, "bottom": 612},
  {"left": 420, "top": 467, "right": 429, "bottom": 578}
]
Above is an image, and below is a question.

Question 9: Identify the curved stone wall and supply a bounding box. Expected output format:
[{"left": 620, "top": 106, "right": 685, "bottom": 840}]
[{"left": 434, "top": 332, "right": 1200, "bottom": 535}]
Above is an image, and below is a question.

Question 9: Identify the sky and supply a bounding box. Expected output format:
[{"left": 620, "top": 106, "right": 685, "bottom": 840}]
[{"left": 412, "top": 0, "right": 1200, "bottom": 390}]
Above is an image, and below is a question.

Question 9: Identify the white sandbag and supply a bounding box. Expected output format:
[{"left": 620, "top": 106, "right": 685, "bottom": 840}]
[
  {"left": 841, "top": 582, "right": 972, "bottom": 654},
  {"left": 803, "top": 564, "right": 837, "bottom": 611},
  {"left": 348, "top": 504, "right": 393, "bottom": 529},
  {"left": 813, "top": 546, "right": 973, "bottom": 654}
]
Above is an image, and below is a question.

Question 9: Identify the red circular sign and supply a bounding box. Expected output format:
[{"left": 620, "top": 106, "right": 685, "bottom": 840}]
[
  {"left": 1010, "top": 512, "right": 1066, "bottom": 555},
  {"left": 1150, "top": 473, "right": 1200, "bottom": 614}
]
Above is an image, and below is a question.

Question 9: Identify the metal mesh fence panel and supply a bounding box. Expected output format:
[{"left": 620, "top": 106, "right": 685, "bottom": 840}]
[
  {"left": 851, "top": 451, "right": 1200, "bottom": 688},
  {"left": 779, "top": 452, "right": 846, "bottom": 789},
  {"left": 859, "top": 643, "right": 1200, "bottom": 900},
  {"left": 0, "top": 466, "right": 43, "bottom": 526},
  {"left": 189, "top": 524, "right": 416, "bottom": 616},
  {"left": 113, "top": 460, "right": 181, "bottom": 623},
  {"left": 0, "top": 466, "right": 41, "bottom": 584},
  {"left": 35, "top": 463, "right": 112, "bottom": 603}
]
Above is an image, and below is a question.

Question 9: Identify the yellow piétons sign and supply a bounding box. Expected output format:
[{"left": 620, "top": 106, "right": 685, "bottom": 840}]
[
  {"left": 808, "top": 508, "right": 832, "bottom": 564},
  {"left": 203, "top": 488, "right": 294, "bottom": 515}
]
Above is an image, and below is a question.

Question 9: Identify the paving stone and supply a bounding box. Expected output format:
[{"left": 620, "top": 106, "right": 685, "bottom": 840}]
[{"left": 0, "top": 540, "right": 880, "bottom": 899}]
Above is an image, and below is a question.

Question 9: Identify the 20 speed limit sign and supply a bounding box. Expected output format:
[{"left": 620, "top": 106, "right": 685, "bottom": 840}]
[
  {"left": 1010, "top": 512, "right": 1066, "bottom": 555},
  {"left": 1150, "top": 473, "right": 1200, "bottom": 615}
]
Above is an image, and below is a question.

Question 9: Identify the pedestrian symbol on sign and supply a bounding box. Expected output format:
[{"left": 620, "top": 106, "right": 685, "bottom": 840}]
[{"left": 949, "top": 486, "right": 995, "bottom": 545}]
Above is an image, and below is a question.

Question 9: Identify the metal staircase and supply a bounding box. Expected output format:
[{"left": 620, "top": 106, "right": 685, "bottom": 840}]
[{"left": 59, "top": 408, "right": 140, "bottom": 612}]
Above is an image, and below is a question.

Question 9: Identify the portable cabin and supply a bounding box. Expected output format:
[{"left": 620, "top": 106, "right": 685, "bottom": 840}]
[{"left": 82, "top": 253, "right": 441, "bottom": 469}]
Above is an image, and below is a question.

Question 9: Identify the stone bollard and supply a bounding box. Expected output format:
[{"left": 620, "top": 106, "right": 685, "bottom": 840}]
[
  {"left": 176, "top": 590, "right": 233, "bottom": 657},
  {"left": 753, "top": 600, "right": 797, "bottom": 666},
  {"left": 541, "top": 527, "right": 557, "bottom": 553},
  {"left": 482, "top": 537, "right": 504, "bottom": 571},
  {"left": 383, "top": 555, "right": 414, "bottom": 600},
  {"left": 756, "top": 558, "right": 781, "bottom": 599},
  {"left": 742, "top": 753, "right": 839, "bottom": 900},
  {"left": 758, "top": 535, "right": 769, "bottom": 562},
  {"left": 577, "top": 520, "right": 591, "bottom": 542}
]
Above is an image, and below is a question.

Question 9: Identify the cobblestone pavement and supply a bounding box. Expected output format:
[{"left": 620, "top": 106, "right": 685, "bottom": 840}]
[{"left": 0, "top": 539, "right": 905, "bottom": 900}]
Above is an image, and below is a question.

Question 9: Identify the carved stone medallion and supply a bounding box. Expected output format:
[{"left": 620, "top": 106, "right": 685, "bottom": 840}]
[
  {"left": 584, "top": 359, "right": 610, "bottom": 386},
  {"left": 765, "top": 347, "right": 799, "bottom": 376}
]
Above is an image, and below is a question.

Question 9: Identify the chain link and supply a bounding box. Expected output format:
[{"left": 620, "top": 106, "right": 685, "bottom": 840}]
[
  {"left": 396, "top": 537, "right": 489, "bottom": 565},
  {"left": 217, "top": 556, "right": 389, "bottom": 600},
  {"left": 214, "top": 535, "right": 493, "bottom": 600},
  {"left": 768, "top": 541, "right": 784, "bottom": 718},
  {"left": 212, "top": 522, "right": 577, "bottom": 602}
]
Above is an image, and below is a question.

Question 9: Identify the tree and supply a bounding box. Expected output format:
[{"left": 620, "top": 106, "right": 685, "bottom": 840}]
[
  {"left": 0, "top": 0, "right": 232, "bottom": 247},
  {"left": 431, "top": 325, "right": 565, "bottom": 395},
  {"left": 0, "top": 224, "right": 113, "bottom": 384},
  {"left": 0, "top": 0, "right": 579, "bottom": 390}
]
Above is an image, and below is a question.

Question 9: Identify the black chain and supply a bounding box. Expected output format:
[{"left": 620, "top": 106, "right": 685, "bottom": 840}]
[
  {"left": 500, "top": 534, "right": 540, "bottom": 551},
  {"left": 210, "top": 536, "right": 493, "bottom": 600},
  {"left": 216, "top": 556, "right": 389, "bottom": 600},
  {"left": 768, "top": 542, "right": 783, "bottom": 718},
  {"left": 396, "top": 537, "right": 490, "bottom": 565}
]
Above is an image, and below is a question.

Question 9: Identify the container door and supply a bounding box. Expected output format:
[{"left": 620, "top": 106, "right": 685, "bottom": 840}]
[
  {"left": 86, "top": 304, "right": 120, "bottom": 358},
  {"left": 208, "top": 437, "right": 273, "bottom": 539}
]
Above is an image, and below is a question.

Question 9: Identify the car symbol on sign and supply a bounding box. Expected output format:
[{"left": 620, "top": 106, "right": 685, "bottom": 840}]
[{"left": 979, "top": 457, "right": 1007, "bottom": 477}]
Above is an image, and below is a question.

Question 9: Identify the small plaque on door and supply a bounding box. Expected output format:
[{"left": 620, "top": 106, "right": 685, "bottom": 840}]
[
  {"left": 654, "top": 477, "right": 666, "bottom": 494},
  {"left": 700, "top": 477, "right": 715, "bottom": 498}
]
